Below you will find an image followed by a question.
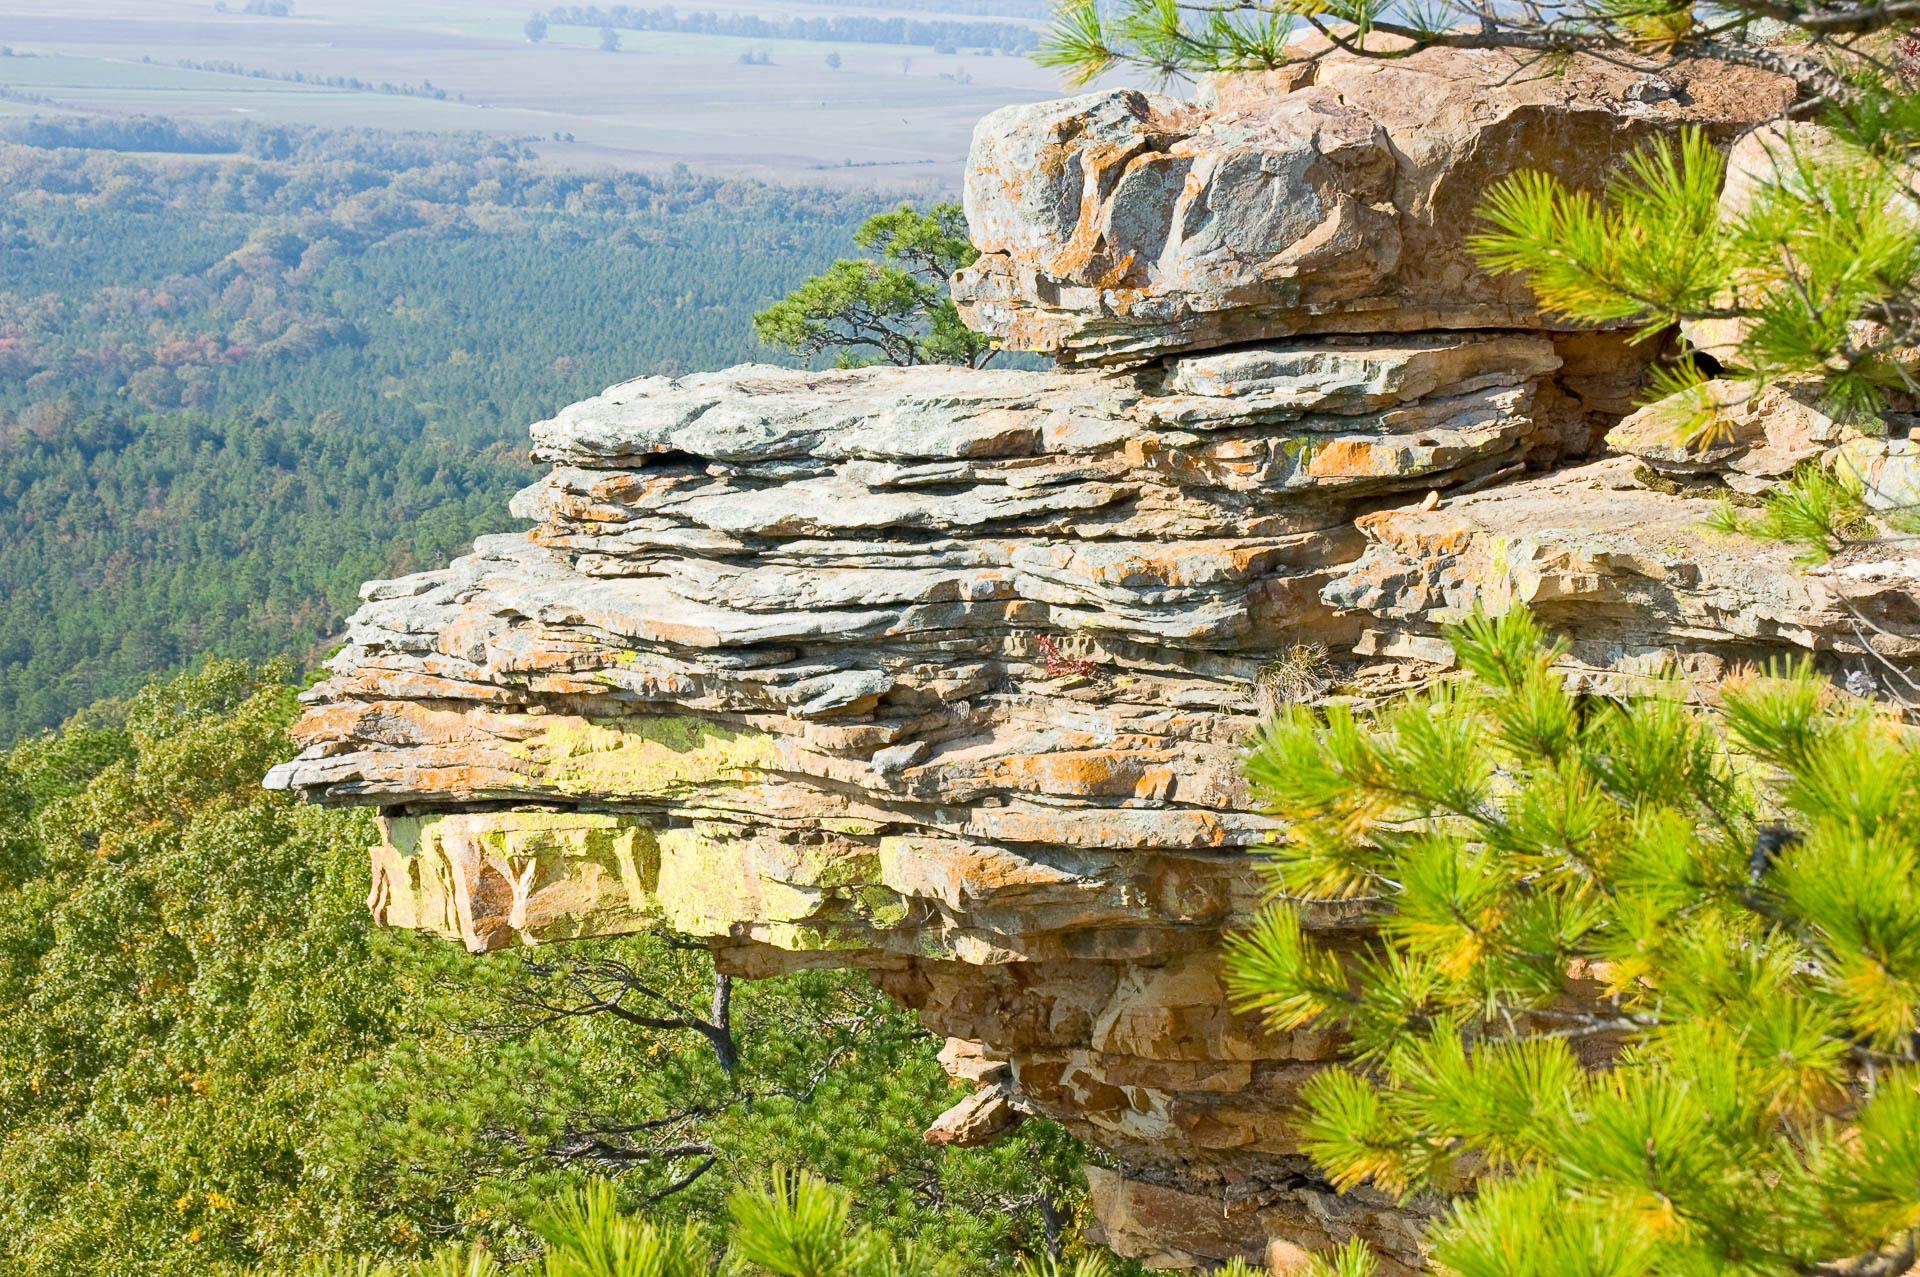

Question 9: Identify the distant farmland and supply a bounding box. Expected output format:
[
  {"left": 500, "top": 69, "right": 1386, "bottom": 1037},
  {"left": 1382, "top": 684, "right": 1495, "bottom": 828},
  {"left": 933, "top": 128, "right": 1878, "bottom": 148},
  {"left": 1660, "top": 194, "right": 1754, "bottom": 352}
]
[{"left": 0, "top": 0, "right": 1102, "bottom": 182}]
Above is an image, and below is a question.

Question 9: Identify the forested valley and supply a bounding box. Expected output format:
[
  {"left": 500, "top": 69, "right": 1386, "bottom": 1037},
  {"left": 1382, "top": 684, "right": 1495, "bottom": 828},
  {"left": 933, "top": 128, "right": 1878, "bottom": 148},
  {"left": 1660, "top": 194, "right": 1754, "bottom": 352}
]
[
  {"left": 0, "top": 115, "right": 890, "bottom": 741},
  {"left": 0, "top": 662, "right": 1099, "bottom": 1274},
  {"left": 14, "top": 0, "right": 1920, "bottom": 1264},
  {"left": 0, "top": 116, "right": 1118, "bottom": 1276}
]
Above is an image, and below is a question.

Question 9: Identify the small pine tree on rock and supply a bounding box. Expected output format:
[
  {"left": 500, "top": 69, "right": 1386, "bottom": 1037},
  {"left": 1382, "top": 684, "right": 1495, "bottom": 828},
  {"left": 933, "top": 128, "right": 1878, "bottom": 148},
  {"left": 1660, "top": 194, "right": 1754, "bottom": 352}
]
[{"left": 753, "top": 203, "right": 996, "bottom": 368}]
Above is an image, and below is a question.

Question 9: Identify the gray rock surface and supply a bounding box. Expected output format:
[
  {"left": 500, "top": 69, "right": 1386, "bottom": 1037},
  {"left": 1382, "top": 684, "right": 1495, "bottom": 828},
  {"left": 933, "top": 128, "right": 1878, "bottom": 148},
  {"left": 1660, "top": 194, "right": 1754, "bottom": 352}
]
[
  {"left": 1605, "top": 380, "right": 1854, "bottom": 492},
  {"left": 955, "top": 50, "right": 1795, "bottom": 365}
]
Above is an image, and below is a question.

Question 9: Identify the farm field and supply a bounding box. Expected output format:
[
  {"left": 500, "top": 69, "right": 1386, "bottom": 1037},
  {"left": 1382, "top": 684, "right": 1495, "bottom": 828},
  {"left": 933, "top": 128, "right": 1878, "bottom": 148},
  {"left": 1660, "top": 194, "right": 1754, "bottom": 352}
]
[{"left": 0, "top": 0, "right": 1093, "bottom": 182}]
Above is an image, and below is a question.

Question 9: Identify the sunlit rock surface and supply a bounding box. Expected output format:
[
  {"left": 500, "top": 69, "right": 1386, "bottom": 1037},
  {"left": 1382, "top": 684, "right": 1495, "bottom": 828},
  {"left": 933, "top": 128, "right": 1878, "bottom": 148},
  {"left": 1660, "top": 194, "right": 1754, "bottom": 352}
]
[
  {"left": 267, "top": 55, "right": 1917, "bottom": 1274},
  {"left": 1605, "top": 381, "right": 1854, "bottom": 493},
  {"left": 954, "top": 49, "right": 1795, "bottom": 366},
  {"left": 1324, "top": 456, "right": 1920, "bottom": 679}
]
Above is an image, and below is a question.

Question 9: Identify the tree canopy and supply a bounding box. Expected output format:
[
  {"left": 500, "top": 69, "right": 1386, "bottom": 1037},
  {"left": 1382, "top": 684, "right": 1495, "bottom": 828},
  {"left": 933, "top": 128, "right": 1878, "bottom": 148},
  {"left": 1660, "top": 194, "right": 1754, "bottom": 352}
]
[
  {"left": 0, "top": 663, "right": 1117, "bottom": 1276},
  {"left": 0, "top": 119, "right": 886, "bottom": 741}
]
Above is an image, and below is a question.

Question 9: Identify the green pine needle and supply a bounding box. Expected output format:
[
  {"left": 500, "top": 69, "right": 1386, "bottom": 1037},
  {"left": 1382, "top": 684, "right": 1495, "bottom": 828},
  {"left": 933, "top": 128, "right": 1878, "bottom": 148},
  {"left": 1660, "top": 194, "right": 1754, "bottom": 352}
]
[{"left": 1232, "top": 607, "right": 1920, "bottom": 1274}]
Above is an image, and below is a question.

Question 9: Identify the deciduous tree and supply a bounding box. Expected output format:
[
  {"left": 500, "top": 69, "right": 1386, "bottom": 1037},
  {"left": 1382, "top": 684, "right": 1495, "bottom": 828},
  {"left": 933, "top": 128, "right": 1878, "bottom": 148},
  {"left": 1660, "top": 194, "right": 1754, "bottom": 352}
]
[{"left": 0, "top": 665, "right": 1116, "bottom": 1275}]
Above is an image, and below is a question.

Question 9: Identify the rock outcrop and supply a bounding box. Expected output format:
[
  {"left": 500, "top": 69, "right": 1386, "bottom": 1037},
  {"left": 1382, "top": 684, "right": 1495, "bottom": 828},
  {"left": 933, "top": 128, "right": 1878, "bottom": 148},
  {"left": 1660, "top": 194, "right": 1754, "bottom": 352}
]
[
  {"left": 954, "top": 49, "right": 1794, "bottom": 366},
  {"left": 1604, "top": 380, "right": 1851, "bottom": 493},
  {"left": 1325, "top": 455, "right": 1920, "bottom": 682},
  {"left": 269, "top": 51, "right": 1916, "bottom": 1274}
]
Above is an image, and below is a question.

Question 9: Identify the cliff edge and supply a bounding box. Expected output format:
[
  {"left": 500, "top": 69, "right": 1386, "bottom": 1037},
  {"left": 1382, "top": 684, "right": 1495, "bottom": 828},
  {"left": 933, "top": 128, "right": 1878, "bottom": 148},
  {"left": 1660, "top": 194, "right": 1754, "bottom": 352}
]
[{"left": 267, "top": 49, "right": 1917, "bottom": 1273}]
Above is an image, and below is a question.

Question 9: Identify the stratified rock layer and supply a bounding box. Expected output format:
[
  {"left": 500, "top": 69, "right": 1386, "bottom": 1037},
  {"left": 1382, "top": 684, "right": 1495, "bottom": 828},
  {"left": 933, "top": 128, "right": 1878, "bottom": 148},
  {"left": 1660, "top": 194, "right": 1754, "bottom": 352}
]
[
  {"left": 270, "top": 58, "right": 1913, "bottom": 1274},
  {"left": 1327, "top": 457, "right": 1920, "bottom": 680},
  {"left": 954, "top": 49, "right": 1794, "bottom": 366}
]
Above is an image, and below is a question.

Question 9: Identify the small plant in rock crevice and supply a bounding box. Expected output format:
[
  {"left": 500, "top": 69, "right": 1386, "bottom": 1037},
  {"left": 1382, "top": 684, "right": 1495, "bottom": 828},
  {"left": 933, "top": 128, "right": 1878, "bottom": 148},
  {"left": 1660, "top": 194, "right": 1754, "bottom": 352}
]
[
  {"left": 1702, "top": 449, "right": 1920, "bottom": 567},
  {"left": 1252, "top": 643, "right": 1334, "bottom": 717},
  {"left": 1703, "top": 460, "right": 1881, "bottom": 564},
  {"left": 1033, "top": 633, "right": 1106, "bottom": 683}
]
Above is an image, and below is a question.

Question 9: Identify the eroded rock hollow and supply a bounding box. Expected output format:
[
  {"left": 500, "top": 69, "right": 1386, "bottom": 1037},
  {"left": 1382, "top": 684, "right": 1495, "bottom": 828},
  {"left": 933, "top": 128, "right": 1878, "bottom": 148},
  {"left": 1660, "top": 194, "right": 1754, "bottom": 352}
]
[{"left": 269, "top": 49, "right": 1920, "bottom": 1272}]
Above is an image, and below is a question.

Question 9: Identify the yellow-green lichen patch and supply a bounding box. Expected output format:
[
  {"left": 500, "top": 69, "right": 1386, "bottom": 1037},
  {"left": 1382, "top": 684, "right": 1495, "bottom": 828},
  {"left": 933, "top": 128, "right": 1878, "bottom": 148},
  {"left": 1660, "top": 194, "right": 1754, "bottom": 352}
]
[
  {"left": 754, "top": 922, "right": 878, "bottom": 954},
  {"left": 814, "top": 817, "right": 887, "bottom": 837},
  {"left": 519, "top": 715, "right": 783, "bottom": 800},
  {"left": 368, "top": 837, "right": 460, "bottom": 940},
  {"left": 648, "top": 823, "right": 909, "bottom": 941},
  {"left": 369, "top": 807, "right": 920, "bottom": 956},
  {"left": 757, "top": 878, "right": 840, "bottom": 925},
  {"left": 856, "top": 884, "right": 912, "bottom": 929},
  {"left": 374, "top": 810, "right": 669, "bottom": 951},
  {"left": 759, "top": 839, "right": 883, "bottom": 890},
  {"left": 1456, "top": 534, "right": 1537, "bottom": 617},
  {"left": 653, "top": 825, "right": 769, "bottom": 936}
]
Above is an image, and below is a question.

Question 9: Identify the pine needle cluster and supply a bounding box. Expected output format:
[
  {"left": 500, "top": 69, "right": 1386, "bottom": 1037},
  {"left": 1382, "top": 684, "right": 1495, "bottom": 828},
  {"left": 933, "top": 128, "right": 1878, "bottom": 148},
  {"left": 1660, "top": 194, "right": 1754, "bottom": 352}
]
[
  {"left": 1472, "top": 123, "right": 1920, "bottom": 416},
  {"left": 1703, "top": 460, "right": 1879, "bottom": 563},
  {"left": 1227, "top": 608, "right": 1920, "bottom": 1277},
  {"left": 297, "top": 1175, "right": 1154, "bottom": 1277}
]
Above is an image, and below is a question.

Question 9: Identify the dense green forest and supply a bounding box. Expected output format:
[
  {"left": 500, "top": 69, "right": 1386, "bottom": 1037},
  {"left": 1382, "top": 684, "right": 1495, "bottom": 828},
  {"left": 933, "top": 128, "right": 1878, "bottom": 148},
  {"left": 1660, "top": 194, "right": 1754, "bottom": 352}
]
[
  {"left": 0, "top": 662, "right": 1103, "bottom": 1274},
  {"left": 0, "top": 116, "right": 890, "bottom": 740}
]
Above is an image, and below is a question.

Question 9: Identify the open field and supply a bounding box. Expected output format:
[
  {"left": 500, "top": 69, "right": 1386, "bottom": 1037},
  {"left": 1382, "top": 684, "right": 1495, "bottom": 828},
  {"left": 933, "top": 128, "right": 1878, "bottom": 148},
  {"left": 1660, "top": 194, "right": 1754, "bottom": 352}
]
[{"left": 0, "top": 0, "right": 1105, "bottom": 183}]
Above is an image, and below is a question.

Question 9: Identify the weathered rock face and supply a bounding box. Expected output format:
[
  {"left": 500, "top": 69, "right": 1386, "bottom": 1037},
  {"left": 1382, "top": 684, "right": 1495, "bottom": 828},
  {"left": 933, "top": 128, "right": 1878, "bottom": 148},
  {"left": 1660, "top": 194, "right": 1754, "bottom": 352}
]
[
  {"left": 1325, "top": 455, "right": 1920, "bottom": 682},
  {"left": 955, "top": 49, "right": 1795, "bottom": 366},
  {"left": 269, "top": 57, "right": 1913, "bottom": 1274},
  {"left": 1604, "top": 380, "right": 1853, "bottom": 493},
  {"left": 268, "top": 346, "right": 1559, "bottom": 1272}
]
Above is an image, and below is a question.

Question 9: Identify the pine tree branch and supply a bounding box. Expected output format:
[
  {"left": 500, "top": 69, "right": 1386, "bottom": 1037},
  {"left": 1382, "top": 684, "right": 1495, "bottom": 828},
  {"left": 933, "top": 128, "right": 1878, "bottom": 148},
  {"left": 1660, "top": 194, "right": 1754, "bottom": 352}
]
[
  {"left": 1100, "top": 0, "right": 1854, "bottom": 102},
  {"left": 1743, "top": 0, "right": 1920, "bottom": 36},
  {"left": 646, "top": 1153, "right": 720, "bottom": 1201},
  {"left": 493, "top": 956, "right": 741, "bottom": 1076},
  {"left": 549, "top": 1136, "right": 719, "bottom": 1168}
]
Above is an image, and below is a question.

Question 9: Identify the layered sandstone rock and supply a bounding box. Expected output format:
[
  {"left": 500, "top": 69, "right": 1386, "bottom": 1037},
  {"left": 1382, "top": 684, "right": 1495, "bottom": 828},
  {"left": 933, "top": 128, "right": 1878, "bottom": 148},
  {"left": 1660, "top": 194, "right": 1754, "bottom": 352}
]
[
  {"left": 954, "top": 49, "right": 1794, "bottom": 366},
  {"left": 1604, "top": 380, "right": 1853, "bottom": 493},
  {"left": 269, "top": 56, "right": 1912, "bottom": 1275},
  {"left": 1324, "top": 455, "right": 1920, "bottom": 682},
  {"left": 267, "top": 346, "right": 1557, "bottom": 1272}
]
